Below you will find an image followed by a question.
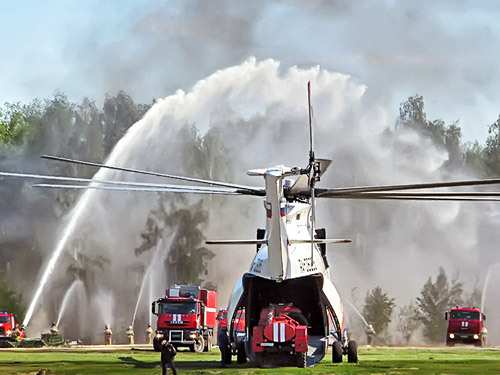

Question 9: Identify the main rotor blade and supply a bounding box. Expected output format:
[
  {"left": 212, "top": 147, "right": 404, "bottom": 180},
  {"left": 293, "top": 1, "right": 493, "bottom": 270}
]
[
  {"left": 289, "top": 239, "right": 352, "bottom": 244},
  {"left": 0, "top": 171, "right": 256, "bottom": 195},
  {"left": 34, "top": 183, "right": 242, "bottom": 195},
  {"left": 206, "top": 239, "right": 268, "bottom": 245},
  {"left": 41, "top": 155, "right": 264, "bottom": 194},
  {"left": 324, "top": 193, "right": 500, "bottom": 201},
  {"left": 316, "top": 177, "right": 500, "bottom": 197}
]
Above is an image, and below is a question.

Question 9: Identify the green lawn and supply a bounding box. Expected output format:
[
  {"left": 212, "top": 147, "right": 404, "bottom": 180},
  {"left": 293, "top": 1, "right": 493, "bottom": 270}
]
[{"left": 0, "top": 346, "right": 499, "bottom": 375}]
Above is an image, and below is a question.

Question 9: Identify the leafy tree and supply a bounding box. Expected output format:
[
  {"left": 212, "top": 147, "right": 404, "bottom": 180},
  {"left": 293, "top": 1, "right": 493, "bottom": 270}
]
[
  {"left": 397, "top": 95, "right": 427, "bottom": 131},
  {"left": 135, "top": 197, "right": 214, "bottom": 286},
  {"left": 0, "top": 103, "right": 38, "bottom": 147},
  {"left": 362, "top": 286, "right": 395, "bottom": 337},
  {"left": 485, "top": 114, "right": 500, "bottom": 176},
  {"left": 464, "top": 141, "right": 488, "bottom": 176},
  {"left": 102, "top": 91, "right": 150, "bottom": 155},
  {"left": 416, "top": 267, "right": 463, "bottom": 343},
  {"left": 0, "top": 278, "right": 26, "bottom": 322},
  {"left": 396, "top": 95, "right": 464, "bottom": 170},
  {"left": 395, "top": 301, "right": 421, "bottom": 344}
]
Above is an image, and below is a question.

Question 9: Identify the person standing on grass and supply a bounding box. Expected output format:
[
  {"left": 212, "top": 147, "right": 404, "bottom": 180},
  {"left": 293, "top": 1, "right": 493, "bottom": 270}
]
[{"left": 160, "top": 339, "right": 178, "bottom": 375}]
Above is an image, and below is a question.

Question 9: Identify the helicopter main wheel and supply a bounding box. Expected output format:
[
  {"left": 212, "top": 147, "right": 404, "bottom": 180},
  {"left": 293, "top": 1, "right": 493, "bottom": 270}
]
[
  {"left": 193, "top": 336, "right": 205, "bottom": 353},
  {"left": 296, "top": 351, "right": 307, "bottom": 368},
  {"left": 332, "top": 341, "right": 343, "bottom": 363},
  {"left": 236, "top": 341, "right": 247, "bottom": 364},
  {"left": 347, "top": 340, "right": 358, "bottom": 363}
]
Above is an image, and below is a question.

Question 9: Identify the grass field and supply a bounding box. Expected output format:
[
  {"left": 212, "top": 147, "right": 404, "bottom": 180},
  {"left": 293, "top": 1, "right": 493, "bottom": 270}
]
[{"left": 0, "top": 346, "right": 499, "bottom": 375}]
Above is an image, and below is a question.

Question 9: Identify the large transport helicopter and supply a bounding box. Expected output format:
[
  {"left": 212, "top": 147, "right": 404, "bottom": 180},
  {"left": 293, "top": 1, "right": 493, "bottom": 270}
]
[{"left": 2, "top": 83, "right": 500, "bottom": 366}]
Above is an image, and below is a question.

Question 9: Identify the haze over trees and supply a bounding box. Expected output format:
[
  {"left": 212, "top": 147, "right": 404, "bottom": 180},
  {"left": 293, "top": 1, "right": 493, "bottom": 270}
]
[{"left": 1, "top": 90, "right": 499, "bottom": 343}]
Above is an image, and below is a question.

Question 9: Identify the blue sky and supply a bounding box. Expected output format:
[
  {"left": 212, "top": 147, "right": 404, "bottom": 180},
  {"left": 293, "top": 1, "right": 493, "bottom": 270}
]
[{"left": 1, "top": 0, "right": 500, "bottom": 143}]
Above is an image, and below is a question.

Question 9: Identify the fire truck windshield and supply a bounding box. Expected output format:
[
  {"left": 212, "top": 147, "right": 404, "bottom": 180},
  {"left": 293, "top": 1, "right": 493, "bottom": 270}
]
[
  {"left": 159, "top": 302, "right": 198, "bottom": 314},
  {"left": 450, "top": 311, "right": 480, "bottom": 320},
  {"left": 0, "top": 316, "right": 10, "bottom": 323}
]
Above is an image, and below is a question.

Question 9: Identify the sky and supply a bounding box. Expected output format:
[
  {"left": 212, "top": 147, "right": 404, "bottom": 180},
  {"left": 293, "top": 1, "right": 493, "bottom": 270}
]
[{"left": 1, "top": 0, "right": 500, "bottom": 143}]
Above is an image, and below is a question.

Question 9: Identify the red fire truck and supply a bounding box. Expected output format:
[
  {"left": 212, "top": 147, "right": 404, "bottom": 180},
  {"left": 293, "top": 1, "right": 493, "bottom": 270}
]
[
  {"left": 252, "top": 303, "right": 309, "bottom": 367},
  {"left": 0, "top": 312, "right": 24, "bottom": 341},
  {"left": 445, "top": 307, "right": 487, "bottom": 347},
  {"left": 152, "top": 285, "right": 217, "bottom": 352}
]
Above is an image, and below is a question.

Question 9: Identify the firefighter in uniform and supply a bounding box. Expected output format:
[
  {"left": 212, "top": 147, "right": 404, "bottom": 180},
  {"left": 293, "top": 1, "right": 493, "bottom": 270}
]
[
  {"left": 160, "top": 339, "right": 177, "bottom": 375},
  {"left": 126, "top": 325, "right": 135, "bottom": 345},
  {"left": 145, "top": 323, "right": 154, "bottom": 345},
  {"left": 12, "top": 325, "right": 23, "bottom": 342},
  {"left": 218, "top": 326, "right": 229, "bottom": 367},
  {"left": 104, "top": 324, "right": 113, "bottom": 345},
  {"left": 50, "top": 322, "right": 59, "bottom": 334},
  {"left": 365, "top": 323, "right": 376, "bottom": 346}
]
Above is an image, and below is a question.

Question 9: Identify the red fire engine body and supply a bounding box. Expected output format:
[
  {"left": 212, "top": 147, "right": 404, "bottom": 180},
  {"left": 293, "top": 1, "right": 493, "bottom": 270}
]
[
  {"left": 252, "top": 304, "right": 309, "bottom": 367},
  {"left": 152, "top": 285, "right": 217, "bottom": 352},
  {"left": 445, "top": 307, "right": 487, "bottom": 347},
  {"left": 0, "top": 312, "right": 24, "bottom": 341}
]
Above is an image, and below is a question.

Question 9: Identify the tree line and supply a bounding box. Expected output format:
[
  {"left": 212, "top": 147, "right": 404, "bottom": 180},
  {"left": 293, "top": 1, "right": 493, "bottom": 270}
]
[
  {"left": 363, "top": 267, "right": 481, "bottom": 344},
  {"left": 1, "top": 91, "right": 499, "bottom": 326}
]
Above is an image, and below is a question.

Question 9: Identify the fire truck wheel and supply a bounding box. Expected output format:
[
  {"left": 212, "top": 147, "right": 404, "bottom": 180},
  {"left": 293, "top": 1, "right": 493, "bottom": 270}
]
[
  {"left": 476, "top": 336, "right": 486, "bottom": 347},
  {"left": 332, "top": 341, "right": 342, "bottom": 363},
  {"left": 204, "top": 333, "right": 213, "bottom": 352},
  {"left": 254, "top": 352, "right": 263, "bottom": 367},
  {"left": 236, "top": 342, "right": 247, "bottom": 364},
  {"left": 347, "top": 340, "right": 358, "bottom": 363},
  {"left": 296, "top": 351, "right": 307, "bottom": 368},
  {"left": 194, "top": 336, "right": 205, "bottom": 353}
]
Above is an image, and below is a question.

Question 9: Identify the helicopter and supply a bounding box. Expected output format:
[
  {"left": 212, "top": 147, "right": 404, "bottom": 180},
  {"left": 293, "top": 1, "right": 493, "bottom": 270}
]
[{"left": 2, "top": 83, "right": 500, "bottom": 367}]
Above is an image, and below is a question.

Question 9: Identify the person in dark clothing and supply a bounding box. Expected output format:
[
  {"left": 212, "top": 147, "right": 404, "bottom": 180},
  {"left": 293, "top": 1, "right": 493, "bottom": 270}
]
[
  {"left": 218, "top": 326, "right": 230, "bottom": 367},
  {"left": 160, "top": 340, "right": 177, "bottom": 375}
]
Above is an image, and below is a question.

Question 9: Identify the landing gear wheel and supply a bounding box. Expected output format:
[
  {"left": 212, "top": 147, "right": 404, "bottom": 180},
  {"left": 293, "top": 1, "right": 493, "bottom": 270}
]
[
  {"left": 297, "top": 351, "right": 307, "bottom": 368},
  {"left": 194, "top": 336, "right": 205, "bottom": 353},
  {"left": 332, "top": 341, "right": 343, "bottom": 363},
  {"left": 236, "top": 341, "right": 247, "bottom": 364},
  {"left": 347, "top": 340, "right": 358, "bottom": 363}
]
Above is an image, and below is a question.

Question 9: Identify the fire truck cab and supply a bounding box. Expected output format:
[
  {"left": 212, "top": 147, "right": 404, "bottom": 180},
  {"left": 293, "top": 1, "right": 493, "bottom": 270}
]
[
  {"left": 445, "top": 307, "right": 487, "bottom": 347},
  {"left": 152, "top": 285, "right": 217, "bottom": 353},
  {"left": 0, "top": 312, "right": 24, "bottom": 342}
]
